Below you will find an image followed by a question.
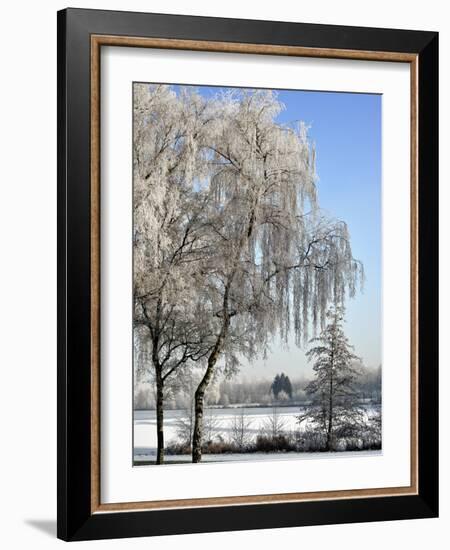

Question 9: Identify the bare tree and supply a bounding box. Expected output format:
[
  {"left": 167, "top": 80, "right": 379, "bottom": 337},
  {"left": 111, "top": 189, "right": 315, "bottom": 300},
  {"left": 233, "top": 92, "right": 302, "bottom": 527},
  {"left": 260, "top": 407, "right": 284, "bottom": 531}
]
[
  {"left": 175, "top": 402, "right": 220, "bottom": 451},
  {"left": 175, "top": 402, "right": 195, "bottom": 449},
  {"left": 230, "top": 409, "right": 253, "bottom": 450},
  {"left": 203, "top": 411, "right": 221, "bottom": 445},
  {"left": 262, "top": 407, "right": 287, "bottom": 440}
]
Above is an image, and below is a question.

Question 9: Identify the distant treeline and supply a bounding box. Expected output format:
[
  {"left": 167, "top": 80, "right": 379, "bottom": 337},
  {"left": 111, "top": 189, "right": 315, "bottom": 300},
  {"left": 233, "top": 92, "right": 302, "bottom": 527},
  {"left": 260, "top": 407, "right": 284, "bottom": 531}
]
[{"left": 134, "top": 365, "right": 381, "bottom": 410}]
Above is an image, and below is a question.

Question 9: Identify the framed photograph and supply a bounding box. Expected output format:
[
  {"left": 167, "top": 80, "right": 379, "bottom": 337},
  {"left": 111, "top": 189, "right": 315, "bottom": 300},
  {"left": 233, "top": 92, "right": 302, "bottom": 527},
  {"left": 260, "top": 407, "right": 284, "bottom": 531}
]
[{"left": 57, "top": 8, "right": 438, "bottom": 541}]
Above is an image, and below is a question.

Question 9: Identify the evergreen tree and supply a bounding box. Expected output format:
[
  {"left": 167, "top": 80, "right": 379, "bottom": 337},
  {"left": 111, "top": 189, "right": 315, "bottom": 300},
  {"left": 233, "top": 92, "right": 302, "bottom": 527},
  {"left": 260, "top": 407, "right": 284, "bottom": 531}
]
[
  {"left": 284, "top": 375, "right": 293, "bottom": 399},
  {"left": 271, "top": 373, "right": 293, "bottom": 400},
  {"left": 271, "top": 374, "right": 281, "bottom": 399},
  {"left": 298, "top": 306, "right": 363, "bottom": 451}
]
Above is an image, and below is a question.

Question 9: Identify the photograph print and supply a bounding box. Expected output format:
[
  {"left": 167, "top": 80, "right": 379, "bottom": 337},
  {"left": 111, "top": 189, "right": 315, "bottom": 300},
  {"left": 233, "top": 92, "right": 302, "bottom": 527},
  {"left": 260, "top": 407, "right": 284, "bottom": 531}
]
[{"left": 133, "top": 83, "right": 382, "bottom": 466}]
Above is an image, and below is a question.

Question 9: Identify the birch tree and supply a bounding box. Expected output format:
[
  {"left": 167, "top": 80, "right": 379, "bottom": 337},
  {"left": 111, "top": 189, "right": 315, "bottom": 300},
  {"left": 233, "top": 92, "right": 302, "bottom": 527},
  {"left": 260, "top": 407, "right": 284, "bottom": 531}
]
[
  {"left": 133, "top": 84, "right": 215, "bottom": 463},
  {"left": 189, "top": 90, "right": 363, "bottom": 462},
  {"left": 298, "top": 306, "right": 364, "bottom": 451}
]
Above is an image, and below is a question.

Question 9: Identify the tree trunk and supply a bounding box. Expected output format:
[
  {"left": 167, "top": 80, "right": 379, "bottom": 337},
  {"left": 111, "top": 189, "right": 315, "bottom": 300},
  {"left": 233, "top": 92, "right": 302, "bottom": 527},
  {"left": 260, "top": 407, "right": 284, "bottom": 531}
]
[
  {"left": 326, "top": 332, "right": 335, "bottom": 452},
  {"left": 326, "top": 380, "right": 333, "bottom": 451},
  {"left": 155, "top": 371, "right": 164, "bottom": 465},
  {"left": 191, "top": 206, "right": 256, "bottom": 463},
  {"left": 326, "top": 418, "right": 332, "bottom": 451},
  {"left": 192, "top": 276, "right": 234, "bottom": 463},
  {"left": 192, "top": 356, "right": 218, "bottom": 463}
]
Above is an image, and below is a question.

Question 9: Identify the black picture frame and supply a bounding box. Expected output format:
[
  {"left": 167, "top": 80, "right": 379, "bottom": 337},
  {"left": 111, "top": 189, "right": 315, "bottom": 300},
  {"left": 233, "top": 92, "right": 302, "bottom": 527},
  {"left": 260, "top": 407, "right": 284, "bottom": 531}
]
[{"left": 57, "top": 7, "right": 438, "bottom": 541}]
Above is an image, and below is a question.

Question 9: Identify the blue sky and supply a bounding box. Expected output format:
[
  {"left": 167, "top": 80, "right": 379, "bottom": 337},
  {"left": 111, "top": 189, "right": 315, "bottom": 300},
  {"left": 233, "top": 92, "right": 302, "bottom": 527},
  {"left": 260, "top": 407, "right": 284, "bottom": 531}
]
[
  {"left": 275, "top": 89, "right": 382, "bottom": 374},
  {"left": 175, "top": 85, "right": 382, "bottom": 376}
]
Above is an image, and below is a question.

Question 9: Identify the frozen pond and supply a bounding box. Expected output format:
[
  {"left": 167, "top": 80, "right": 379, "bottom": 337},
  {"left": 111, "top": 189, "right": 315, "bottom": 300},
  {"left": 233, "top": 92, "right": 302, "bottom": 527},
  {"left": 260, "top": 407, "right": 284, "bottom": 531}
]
[{"left": 134, "top": 405, "right": 380, "bottom": 463}]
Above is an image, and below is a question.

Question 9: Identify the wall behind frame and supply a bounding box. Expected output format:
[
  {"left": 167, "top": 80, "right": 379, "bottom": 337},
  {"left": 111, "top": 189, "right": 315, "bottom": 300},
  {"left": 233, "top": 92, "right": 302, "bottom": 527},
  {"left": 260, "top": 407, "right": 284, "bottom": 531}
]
[{"left": 0, "top": 1, "right": 446, "bottom": 549}]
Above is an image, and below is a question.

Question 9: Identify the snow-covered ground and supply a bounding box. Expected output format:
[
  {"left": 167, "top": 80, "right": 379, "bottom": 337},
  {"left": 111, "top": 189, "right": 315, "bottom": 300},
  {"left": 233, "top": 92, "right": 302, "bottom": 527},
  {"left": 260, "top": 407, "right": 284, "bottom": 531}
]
[
  {"left": 134, "top": 405, "right": 380, "bottom": 463},
  {"left": 134, "top": 450, "right": 380, "bottom": 464}
]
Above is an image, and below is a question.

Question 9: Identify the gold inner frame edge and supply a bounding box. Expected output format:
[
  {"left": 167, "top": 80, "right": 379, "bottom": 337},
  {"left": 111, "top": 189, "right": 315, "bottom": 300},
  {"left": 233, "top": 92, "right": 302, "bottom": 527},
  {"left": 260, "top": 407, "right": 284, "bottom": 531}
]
[{"left": 90, "top": 34, "right": 419, "bottom": 514}]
